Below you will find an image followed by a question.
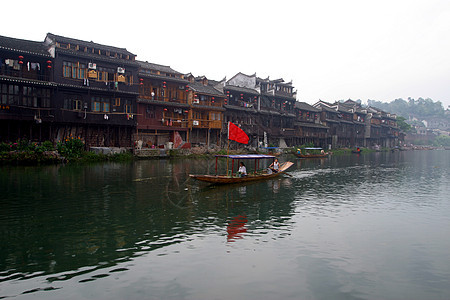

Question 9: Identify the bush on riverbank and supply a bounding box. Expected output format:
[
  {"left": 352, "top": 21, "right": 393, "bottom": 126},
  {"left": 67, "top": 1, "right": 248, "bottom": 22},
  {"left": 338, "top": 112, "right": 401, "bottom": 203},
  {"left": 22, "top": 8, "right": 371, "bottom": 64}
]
[{"left": 0, "top": 139, "right": 134, "bottom": 165}]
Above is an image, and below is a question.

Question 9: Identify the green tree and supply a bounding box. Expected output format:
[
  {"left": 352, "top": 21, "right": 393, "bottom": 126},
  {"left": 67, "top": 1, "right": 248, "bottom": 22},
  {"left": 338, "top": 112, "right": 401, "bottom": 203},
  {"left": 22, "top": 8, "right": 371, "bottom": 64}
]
[
  {"left": 396, "top": 116, "right": 412, "bottom": 132},
  {"left": 433, "top": 135, "right": 450, "bottom": 147}
]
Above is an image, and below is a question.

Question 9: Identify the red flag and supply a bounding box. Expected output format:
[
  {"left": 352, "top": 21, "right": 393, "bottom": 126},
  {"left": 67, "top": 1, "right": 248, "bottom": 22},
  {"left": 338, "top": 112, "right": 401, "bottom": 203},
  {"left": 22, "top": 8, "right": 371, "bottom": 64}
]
[{"left": 228, "top": 122, "right": 249, "bottom": 144}]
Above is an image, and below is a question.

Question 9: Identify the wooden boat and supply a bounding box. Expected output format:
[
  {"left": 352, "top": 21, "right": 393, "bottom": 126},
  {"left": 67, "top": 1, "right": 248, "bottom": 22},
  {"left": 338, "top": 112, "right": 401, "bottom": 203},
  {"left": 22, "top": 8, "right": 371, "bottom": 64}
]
[
  {"left": 189, "top": 154, "right": 293, "bottom": 184},
  {"left": 295, "top": 147, "right": 329, "bottom": 158}
]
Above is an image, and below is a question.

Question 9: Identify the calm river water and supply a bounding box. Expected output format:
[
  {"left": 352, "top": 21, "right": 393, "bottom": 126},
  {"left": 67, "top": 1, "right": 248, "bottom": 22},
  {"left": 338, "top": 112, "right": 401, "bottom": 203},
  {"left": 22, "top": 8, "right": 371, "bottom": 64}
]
[{"left": 1, "top": 150, "right": 449, "bottom": 300}]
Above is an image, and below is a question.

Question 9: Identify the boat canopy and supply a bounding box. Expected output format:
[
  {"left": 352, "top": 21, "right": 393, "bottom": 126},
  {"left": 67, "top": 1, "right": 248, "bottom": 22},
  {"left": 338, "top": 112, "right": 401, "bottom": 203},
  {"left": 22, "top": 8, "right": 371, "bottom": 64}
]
[
  {"left": 304, "top": 147, "right": 323, "bottom": 150},
  {"left": 215, "top": 154, "right": 276, "bottom": 159}
]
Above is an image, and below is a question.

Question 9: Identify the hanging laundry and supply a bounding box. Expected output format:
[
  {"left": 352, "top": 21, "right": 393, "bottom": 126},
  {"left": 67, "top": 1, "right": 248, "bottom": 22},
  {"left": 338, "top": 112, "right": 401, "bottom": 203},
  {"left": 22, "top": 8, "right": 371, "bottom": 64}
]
[{"left": 13, "top": 60, "right": 20, "bottom": 70}]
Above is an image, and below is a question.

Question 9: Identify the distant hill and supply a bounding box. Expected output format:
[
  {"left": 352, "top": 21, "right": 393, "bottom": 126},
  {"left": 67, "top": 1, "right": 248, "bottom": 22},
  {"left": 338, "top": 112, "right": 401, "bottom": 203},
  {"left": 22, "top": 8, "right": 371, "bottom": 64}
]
[{"left": 367, "top": 98, "right": 449, "bottom": 130}]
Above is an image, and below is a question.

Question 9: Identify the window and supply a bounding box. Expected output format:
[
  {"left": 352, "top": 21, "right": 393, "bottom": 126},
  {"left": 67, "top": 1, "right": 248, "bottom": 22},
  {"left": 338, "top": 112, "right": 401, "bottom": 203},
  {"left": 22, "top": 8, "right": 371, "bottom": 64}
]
[
  {"left": 97, "top": 67, "right": 108, "bottom": 81},
  {"left": 92, "top": 97, "right": 101, "bottom": 112},
  {"left": 124, "top": 100, "right": 132, "bottom": 113},
  {"left": 1, "top": 84, "right": 19, "bottom": 105},
  {"left": 64, "top": 95, "right": 82, "bottom": 110},
  {"left": 78, "top": 64, "right": 86, "bottom": 79},
  {"left": 145, "top": 105, "right": 155, "bottom": 119},
  {"left": 23, "top": 86, "right": 37, "bottom": 107},
  {"left": 63, "top": 62, "right": 87, "bottom": 79},
  {"left": 114, "top": 98, "right": 120, "bottom": 106},
  {"left": 63, "top": 62, "right": 72, "bottom": 78},
  {"left": 74, "top": 100, "right": 82, "bottom": 110},
  {"left": 102, "top": 98, "right": 110, "bottom": 112}
]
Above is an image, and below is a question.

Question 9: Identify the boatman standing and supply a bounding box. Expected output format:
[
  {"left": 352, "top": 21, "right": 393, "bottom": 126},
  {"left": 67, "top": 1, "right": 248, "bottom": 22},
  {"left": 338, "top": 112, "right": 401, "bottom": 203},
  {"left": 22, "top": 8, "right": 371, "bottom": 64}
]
[{"left": 269, "top": 158, "right": 280, "bottom": 173}]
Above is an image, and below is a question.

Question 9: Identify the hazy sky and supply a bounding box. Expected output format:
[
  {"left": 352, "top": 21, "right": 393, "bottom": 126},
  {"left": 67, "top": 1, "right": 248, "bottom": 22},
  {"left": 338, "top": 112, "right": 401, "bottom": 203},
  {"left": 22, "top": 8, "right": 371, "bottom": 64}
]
[{"left": 2, "top": 0, "right": 449, "bottom": 108}]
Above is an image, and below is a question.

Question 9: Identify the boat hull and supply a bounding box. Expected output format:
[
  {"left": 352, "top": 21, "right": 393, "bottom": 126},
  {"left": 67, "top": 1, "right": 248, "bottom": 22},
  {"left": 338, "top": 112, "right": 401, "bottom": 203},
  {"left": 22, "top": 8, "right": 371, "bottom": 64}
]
[{"left": 190, "top": 162, "right": 293, "bottom": 184}]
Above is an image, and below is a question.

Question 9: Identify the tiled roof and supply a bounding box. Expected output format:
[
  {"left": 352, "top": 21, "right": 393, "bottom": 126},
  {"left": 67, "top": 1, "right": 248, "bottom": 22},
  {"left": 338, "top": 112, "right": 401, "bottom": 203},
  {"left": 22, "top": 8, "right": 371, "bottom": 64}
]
[
  {"left": 223, "top": 104, "right": 257, "bottom": 112},
  {"left": 295, "top": 102, "right": 320, "bottom": 112},
  {"left": 294, "top": 121, "right": 329, "bottom": 129},
  {"left": 55, "top": 48, "right": 139, "bottom": 66},
  {"left": 46, "top": 33, "right": 135, "bottom": 56},
  {"left": 262, "top": 90, "right": 295, "bottom": 100},
  {"left": 137, "top": 60, "right": 183, "bottom": 75},
  {"left": 139, "top": 72, "right": 189, "bottom": 84},
  {"left": 56, "top": 82, "right": 139, "bottom": 96},
  {"left": 137, "top": 98, "right": 189, "bottom": 108},
  {"left": 316, "top": 104, "right": 337, "bottom": 113},
  {"left": 0, "top": 75, "right": 56, "bottom": 86},
  {"left": 224, "top": 85, "right": 259, "bottom": 95},
  {"left": 189, "top": 82, "right": 224, "bottom": 97},
  {"left": 0, "top": 35, "right": 51, "bottom": 57}
]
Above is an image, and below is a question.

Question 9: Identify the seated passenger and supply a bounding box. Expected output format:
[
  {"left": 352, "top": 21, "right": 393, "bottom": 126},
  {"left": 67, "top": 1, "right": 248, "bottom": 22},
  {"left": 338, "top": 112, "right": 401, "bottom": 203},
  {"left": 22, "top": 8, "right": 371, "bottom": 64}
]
[{"left": 238, "top": 162, "right": 247, "bottom": 177}]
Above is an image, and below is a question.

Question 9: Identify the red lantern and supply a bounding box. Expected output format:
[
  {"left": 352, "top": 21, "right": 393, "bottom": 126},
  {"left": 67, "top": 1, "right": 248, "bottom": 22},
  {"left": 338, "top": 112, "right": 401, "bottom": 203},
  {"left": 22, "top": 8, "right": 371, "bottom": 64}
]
[
  {"left": 19, "top": 56, "right": 24, "bottom": 60},
  {"left": 163, "top": 108, "right": 168, "bottom": 111},
  {"left": 139, "top": 78, "right": 143, "bottom": 85},
  {"left": 163, "top": 81, "right": 166, "bottom": 88},
  {"left": 184, "top": 110, "right": 189, "bottom": 113}
]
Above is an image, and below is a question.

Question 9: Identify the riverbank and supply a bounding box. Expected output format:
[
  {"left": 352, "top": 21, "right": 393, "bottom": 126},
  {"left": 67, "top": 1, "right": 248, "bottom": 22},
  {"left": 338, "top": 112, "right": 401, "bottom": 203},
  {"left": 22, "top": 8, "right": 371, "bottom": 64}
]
[{"left": 3, "top": 143, "right": 444, "bottom": 166}]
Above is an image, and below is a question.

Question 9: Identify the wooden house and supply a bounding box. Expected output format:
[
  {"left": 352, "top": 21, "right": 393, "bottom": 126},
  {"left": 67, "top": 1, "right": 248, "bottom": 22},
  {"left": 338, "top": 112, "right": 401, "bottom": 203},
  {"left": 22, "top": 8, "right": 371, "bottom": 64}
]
[
  {"left": 137, "top": 61, "right": 189, "bottom": 148},
  {"left": 224, "top": 73, "right": 297, "bottom": 148},
  {"left": 186, "top": 75, "right": 226, "bottom": 147},
  {"left": 223, "top": 73, "right": 260, "bottom": 146},
  {"left": 0, "top": 35, "right": 55, "bottom": 142},
  {"left": 256, "top": 77, "right": 296, "bottom": 146},
  {"left": 294, "top": 102, "right": 328, "bottom": 147},
  {"left": 314, "top": 100, "right": 342, "bottom": 148},
  {"left": 44, "top": 33, "right": 139, "bottom": 147}
]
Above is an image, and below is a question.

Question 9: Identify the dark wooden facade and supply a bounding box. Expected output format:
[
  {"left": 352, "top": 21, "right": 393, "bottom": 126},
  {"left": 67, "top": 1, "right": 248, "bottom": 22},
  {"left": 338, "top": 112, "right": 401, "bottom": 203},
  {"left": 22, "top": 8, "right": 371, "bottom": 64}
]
[
  {"left": 0, "top": 35, "right": 55, "bottom": 142},
  {"left": 136, "top": 61, "right": 189, "bottom": 148},
  {"left": 223, "top": 73, "right": 297, "bottom": 148},
  {"left": 44, "top": 33, "right": 139, "bottom": 148},
  {"left": 293, "top": 102, "right": 328, "bottom": 148},
  {"left": 1, "top": 33, "right": 401, "bottom": 150},
  {"left": 187, "top": 76, "right": 225, "bottom": 147}
]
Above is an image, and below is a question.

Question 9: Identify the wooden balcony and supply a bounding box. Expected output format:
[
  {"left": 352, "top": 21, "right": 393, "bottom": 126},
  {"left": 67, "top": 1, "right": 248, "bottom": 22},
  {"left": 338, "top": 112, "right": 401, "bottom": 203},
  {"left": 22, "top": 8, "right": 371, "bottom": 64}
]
[
  {"left": 140, "top": 95, "right": 188, "bottom": 104},
  {"left": 190, "top": 119, "right": 222, "bottom": 129}
]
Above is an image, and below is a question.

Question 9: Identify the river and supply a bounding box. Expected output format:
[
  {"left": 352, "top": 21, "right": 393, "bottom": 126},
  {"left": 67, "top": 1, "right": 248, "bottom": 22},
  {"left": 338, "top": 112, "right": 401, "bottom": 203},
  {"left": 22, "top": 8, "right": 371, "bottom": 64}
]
[{"left": 1, "top": 150, "right": 449, "bottom": 300}]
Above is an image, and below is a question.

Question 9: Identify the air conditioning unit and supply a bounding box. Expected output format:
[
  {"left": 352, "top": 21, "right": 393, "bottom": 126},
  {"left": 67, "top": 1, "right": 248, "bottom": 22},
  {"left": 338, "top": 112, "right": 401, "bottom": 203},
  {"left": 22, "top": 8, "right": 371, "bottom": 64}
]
[
  {"left": 193, "top": 99, "right": 199, "bottom": 104},
  {"left": 117, "top": 67, "right": 125, "bottom": 74},
  {"left": 88, "top": 63, "right": 96, "bottom": 69},
  {"left": 193, "top": 120, "right": 199, "bottom": 126}
]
